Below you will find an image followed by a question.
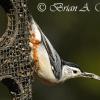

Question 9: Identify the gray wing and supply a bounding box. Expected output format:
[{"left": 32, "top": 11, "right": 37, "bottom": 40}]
[{"left": 41, "top": 32, "right": 62, "bottom": 80}]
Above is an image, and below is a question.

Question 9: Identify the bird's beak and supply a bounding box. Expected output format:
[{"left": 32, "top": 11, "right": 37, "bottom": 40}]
[{"left": 80, "top": 72, "right": 100, "bottom": 80}]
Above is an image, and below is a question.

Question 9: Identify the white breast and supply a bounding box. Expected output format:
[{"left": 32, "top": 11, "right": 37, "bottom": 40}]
[{"left": 37, "top": 45, "right": 58, "bottom": 83}]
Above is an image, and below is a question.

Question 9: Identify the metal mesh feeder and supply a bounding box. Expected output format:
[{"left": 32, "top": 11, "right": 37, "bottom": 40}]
[{"left": 0, "top": 0, "right": 33, "bottom": 99}]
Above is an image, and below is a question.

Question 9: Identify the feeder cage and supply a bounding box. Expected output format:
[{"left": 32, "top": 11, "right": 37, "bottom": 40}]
[{"left": 0, "top": 0, "right": 34, "bottom": 99}]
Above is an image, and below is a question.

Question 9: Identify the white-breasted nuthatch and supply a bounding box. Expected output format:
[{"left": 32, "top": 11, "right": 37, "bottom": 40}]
[{"left": 28, "top": 16, "right": 100, "bottom": 84}]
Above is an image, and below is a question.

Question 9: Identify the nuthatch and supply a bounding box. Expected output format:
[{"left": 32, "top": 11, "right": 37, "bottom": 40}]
[{"left": 28, "top": 16, "right": 100, "bottom": 84}]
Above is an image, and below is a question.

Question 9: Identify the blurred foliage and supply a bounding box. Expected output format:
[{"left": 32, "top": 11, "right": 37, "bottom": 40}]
[{"left": 0, "top": 0, "right": 100, "bottom": 100}]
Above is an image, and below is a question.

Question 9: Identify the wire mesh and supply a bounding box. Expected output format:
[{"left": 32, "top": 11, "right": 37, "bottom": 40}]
[{"left": 0, "top": 0, "right": 33, "bottom": 99}]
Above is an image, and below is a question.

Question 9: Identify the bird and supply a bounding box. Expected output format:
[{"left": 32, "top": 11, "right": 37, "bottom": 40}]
[{"left": 28, "top": 15, "right": 100, "bottom": 84}]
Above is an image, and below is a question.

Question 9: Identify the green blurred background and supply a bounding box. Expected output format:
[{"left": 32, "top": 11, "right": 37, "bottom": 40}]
[{"left": 0, "top": 0, "right": 100, "bottom": 100}]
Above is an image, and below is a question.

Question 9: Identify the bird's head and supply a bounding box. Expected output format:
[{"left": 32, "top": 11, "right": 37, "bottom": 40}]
[{"left": 59, "top": 60, "right": 100, "bottom": 82}]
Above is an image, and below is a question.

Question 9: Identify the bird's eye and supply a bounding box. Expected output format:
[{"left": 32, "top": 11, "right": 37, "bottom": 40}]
[{"left": 73, "top": 70, "right": 77, "bottom": 74}]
